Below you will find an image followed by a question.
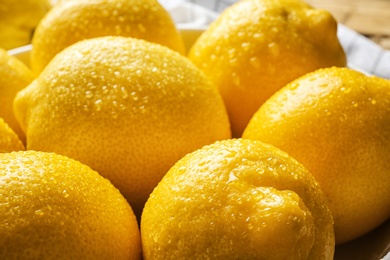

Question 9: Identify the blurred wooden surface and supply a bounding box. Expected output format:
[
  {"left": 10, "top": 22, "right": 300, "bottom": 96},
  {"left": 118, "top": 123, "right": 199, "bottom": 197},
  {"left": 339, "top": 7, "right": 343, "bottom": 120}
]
[{"left": 305, "top": 0, "right": 390, "bottom": 50}]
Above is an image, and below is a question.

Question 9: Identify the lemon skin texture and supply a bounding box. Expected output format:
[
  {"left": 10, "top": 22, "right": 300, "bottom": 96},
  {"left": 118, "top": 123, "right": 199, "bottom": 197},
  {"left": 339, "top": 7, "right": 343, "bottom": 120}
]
[
  {"left": 0, "top": 150, "right": 141, "bottom": 259},
  {"left": 0, "top": 118, "right": 25, "bottom": 153},
  {"left": 243, "top": 67, "right": 390, "bottom": 244},
  {"left": 31, "top": 0, "right": 186, "bottom": 74},
  {"left": 0, "top": 48, "right": 35, "bottom": 143},
  {"left": 142, "top": 138, "right": 334, "bottom": 260},
  {"left": 14, "top": 36, "right": 231, "bottom": 218},
  {"left": 188, "top": 0, "right": 347, "bottom": 137}
]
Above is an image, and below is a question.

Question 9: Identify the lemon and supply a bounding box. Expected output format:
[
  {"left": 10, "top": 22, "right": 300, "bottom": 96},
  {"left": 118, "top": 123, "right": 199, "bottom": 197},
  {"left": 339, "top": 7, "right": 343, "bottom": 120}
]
[
  {"left": 31, "top": 0, "right": 185, "bottom": 74},
  {"left": 0, "top": 118, "right": 25, "bottom": 153},
  {"left": 14, "top": 36, "right": 231, "bottom": 217},
  {"left": 188, "top": 0, "right": 347, "bottom": 137},
  {"left": 243, "top": 67, "right": 390, "bottom": 244},
  {"left": 141, "top": 138, "right": 334, "bottom": 260},
  {"left": 0, "top": 48, "right": 35, "bottom": 143},
  {"left": 0, "top": 0, "right": 52, "bottom": 50},
  {"left": 0, "top": 150, "right": 141, "bottom": 259}
]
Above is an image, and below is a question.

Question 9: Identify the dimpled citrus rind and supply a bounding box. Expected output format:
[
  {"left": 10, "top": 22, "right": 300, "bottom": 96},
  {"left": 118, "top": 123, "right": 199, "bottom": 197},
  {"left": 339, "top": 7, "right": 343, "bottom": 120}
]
[
  {"left": 0, "top": 48, "right": 34, "bottom": 142},
  {"left": 243, "top": 67, "right": 390, "bottom": 244},
  {"left": 0, "top": 150, "right": 141, "bottom": 259},
  {"left": 188, "top": 0, "right": 346, "bottom": 137},
  {"left": 0, "top": 118, "right": 25, "bottom": 153},
  {"left": 14, "top": 36, "right": 231, "bottom": 217},
  {"left": 31, "top": 0, "right": 185, "bottom": 74},
  {"left": 141, "top": 138, "right": 334, "bottom": 260}
]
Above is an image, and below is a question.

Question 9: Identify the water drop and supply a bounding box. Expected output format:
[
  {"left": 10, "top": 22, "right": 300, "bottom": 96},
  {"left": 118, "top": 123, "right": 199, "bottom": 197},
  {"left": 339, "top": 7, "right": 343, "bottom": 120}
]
[
  {"left": 62, "top": 190, "right": 69, "bottom": 198},
  {"left": 127, "top": 92, "right": 138, "bottom": 102},
  {"left": 95, "top": 99, "right": 103, "bottom": 111},
  {"left": 241, "top": 42, "right": 250, "bottom": 51},
  {"left": 34, "top": 209, "right": 44, "bottom": 216},
  {"left": 142, "top": 96, "right": 149, "bottom": 104},
  {"left": 120, "top": 86, "right": 128, "bottom": 99},
  {"left": 102, "top": 86, "right": 109, "bottom": 94},
  {"left": 177, "top": 166, "right": 186, "bottom": 174},
  {"left": 279, "top": 164, "right": 287, "bottom": 171},
  {"left": 289, "top": 82, "right": 299, "bottom": 90},
  {"left": 85, "top": 90, "right": 93, "bottom": 99},
  {"left": 256, "top": 167, "right": 265, "bottom": 174},
  {"left": 139, "top": 105, "right": 146, "bottom": 114},
  {"left": 227, "top": 172, "right": 238, "bottom": 184},
  {"left": 341, "top": 87, "right": 351, "bottom": 94},
  {"left": 267, "top": 157, "right": 278, "bottom": 166},
  {"left": 119, "top": 104, "right": 126, "bottom": 111},
  {"left": 248, "top": 223, "right": 253, "bottom": 230}
]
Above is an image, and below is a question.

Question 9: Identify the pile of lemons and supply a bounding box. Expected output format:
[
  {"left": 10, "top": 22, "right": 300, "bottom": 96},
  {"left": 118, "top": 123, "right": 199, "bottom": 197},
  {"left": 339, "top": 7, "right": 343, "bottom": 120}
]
[{"left": 1, "top": 0, "right": 389, "bottom": 259}]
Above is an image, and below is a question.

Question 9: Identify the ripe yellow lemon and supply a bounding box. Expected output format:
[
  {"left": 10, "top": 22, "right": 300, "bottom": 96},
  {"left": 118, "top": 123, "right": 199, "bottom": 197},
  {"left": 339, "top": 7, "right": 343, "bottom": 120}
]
[
  {"left": 31, "top": 0, "right": 185, "bottom": 74},
  {"left": 188, "top": 0, "right": 347, "bottom": 137},
  {"left": 141, "top": 138, "right": 334, "bottom": 260},
  {"left": 14, "top": 36, "right": 231, "bottom": 217},
  {"left": 0, "top": 150, "right": 141, "bottom": 259},
  {"left": 0, "top": 0, "right": 52, "bottom": 50},
  {"left": 0, "top": 118, "right": 25, "bottom": 153},
  {"left": 0, "top": 48, "right": 35, "bottom": 143},
  {"left": 243, "top": 67, "right": 390, "bottom": 244}
]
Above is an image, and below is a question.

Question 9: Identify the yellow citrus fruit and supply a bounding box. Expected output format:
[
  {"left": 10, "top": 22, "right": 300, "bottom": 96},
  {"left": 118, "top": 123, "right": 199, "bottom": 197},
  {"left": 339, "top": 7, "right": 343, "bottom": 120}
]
[
  {"left": 0, "top": 150, "right": 141, "bottom": 259},
  {"left": 31, "top": 0, "right": 185, "bottom": 74},
  {"left": 141, "top": 138, "right": 334, "bottom": 260},
  {"left": 188, "top": 0, "right": 347, "bottom": 137},
  {"left": 0, "top": 47, "right": 35, "bottom": 143},
  {"left": 14, "top": 36, "right": 231, "bottom": 217},
  {"left": 0, "top": 0, "right": 52, "bottom": 50},
  {"left": 243, "top": 67, "right": 390, "bottom": 244},
  {"left": 0, "top": 118, "right": 25, "bottom": 153}
]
